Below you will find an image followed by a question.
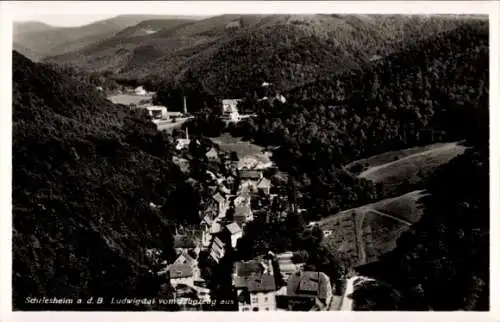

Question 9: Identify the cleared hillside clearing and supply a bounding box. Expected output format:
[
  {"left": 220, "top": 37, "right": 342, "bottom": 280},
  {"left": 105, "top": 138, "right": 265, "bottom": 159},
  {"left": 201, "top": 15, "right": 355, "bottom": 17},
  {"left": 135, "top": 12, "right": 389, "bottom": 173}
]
[
  {"left": 210, "top": 134, "right": 271, "bottom": 162},
  {"left": 356, "top": 142, "right": 467, "bottom": 187},
  {"left": 319, "top": 190, "right": 428, "bottom": 266},
  {"left": 107, "top": 94, "right": 154, "bottom": 106},
  {"left": 345, "top": 142, "right": 452, "bottom": 174}
]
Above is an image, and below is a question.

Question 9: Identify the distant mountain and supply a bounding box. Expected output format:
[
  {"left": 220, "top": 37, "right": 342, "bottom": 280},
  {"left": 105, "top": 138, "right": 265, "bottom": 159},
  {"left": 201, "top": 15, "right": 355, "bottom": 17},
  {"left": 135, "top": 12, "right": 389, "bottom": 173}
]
[
  {"left": 13, "top": 42, "right": 43, "bottom": 62},
  {"left": 44, "top": 14, "right": 472, "bottom": 96},
  {"left": 12, "top": 50, "right": 189, "bottom": 309},
  {"left": 13, "top": 15, "right": 200, "bottom": 59},
  {"left": 13, "top": 21, "right": 57, "bottom": 35}
]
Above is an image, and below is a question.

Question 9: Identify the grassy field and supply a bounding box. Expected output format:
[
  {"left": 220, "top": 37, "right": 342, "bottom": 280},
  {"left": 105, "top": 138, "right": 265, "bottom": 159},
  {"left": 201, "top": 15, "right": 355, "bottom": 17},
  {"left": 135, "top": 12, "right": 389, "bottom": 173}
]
[
  {"left": 319, "top": 190, "right": 428, "bottom": 266},
  {"left": 345, "top": 143, "right": 451, "bottom": 174},
  {"left": 353, "top": 142, "right": 467, "bottom": 188},
  {"left": 107, "top": 94, "right": 153, "bottom": 106},
  {"left": 210, "top": 134, "right": 272, "bottom": 163}
]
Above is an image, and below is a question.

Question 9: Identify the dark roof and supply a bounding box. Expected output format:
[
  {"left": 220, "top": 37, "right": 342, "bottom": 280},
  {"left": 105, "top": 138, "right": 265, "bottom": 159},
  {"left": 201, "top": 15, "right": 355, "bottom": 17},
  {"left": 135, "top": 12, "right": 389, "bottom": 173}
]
[
  {"left": 234, "top": 274, "right": 276, "bottom": 293},
  {"left": 235, "top": 260, "right": 266, "bottom": 277},
  {"left": 167, "top": 263, "right": 193, "bottom": 279},
  {"left": 240, "top": 169, "right": 262, "bottom": 180},
  {"left": 246, "top": 274, "right": 276, "bottom": 293},
  {"left": 286, "top": 271, "right": 331, "bottom": 301},
  {"left": 173, "top": 235, "right": 197, "bottom": 249}
]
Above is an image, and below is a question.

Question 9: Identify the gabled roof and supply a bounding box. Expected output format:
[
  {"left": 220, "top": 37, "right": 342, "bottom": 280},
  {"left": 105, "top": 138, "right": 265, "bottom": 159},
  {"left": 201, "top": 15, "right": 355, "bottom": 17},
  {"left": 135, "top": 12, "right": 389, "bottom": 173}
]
[
  {"left": 212, "top": 192, "right": 225, "bottom": 204},
  {"left": 174, "top": 251, "right": 196, "bottom": 267},
  {"left": 240, "top": 169, "right": 262, "bottom": 180},
  {"left": 257, "top": 177, "right": 271, "bottom": 189},
  {"left": 206, "top": 147, "right": 218, "bottom": 157},
  {"left": 235, "top": 260, "right": 266, "bottom": 277},
  {"left": 212, "top": 236, "right": 225, "bottom": 249},
  {"left": 245, "top": 274, "right": 276, "bottom": 293},
  {"left": 226, "top": 222, "right": 242, "bottom": 235},
  {"left": 167, "top": 263, "right": 193, "bottom": 279},
  {"left": 286, "top": 271, "right": 331, "bottom": 301},
  {"left": 173, "top": 233, "right": 197, "bottom": 248},
  {"left": 234, "top": 204, "right": 252, "bottom": 218}
]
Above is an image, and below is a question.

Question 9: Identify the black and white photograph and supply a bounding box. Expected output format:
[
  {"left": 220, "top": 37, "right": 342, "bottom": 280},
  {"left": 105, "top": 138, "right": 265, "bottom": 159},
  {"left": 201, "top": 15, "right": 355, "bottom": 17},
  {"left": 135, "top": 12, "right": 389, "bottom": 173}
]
[{"left": 1, "top": 0, "right": 498, "bottom": 317}]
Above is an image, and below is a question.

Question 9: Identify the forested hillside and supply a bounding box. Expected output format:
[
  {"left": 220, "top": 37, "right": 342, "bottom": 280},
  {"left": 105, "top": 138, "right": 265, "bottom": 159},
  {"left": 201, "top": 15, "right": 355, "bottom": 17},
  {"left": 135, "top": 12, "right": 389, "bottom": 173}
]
[
  {"left": 221, "top": 20, "right": 488, "bottom": 215},
  {"left": 355, "top": 141, "right": 488, "bottom": 310},
  {"left": 14, "top": 15, "right": 182, "bottom": 59},
  {"left": 12, "top": 51, "right": 196, "bottom": 310},
  {"left": 46, "top": 14, "right": 468, "bottom": 93}
]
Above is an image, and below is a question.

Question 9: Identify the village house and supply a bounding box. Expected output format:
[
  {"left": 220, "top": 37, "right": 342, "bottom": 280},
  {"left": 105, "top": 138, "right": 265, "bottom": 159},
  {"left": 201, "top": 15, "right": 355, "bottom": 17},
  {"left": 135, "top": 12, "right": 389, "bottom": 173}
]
[
  {"left": 193, "top": 280, "right": 211, "bottom": 303},
  {"left": 233, "top": 203, "right": 254, "bottom": 226},
  {"left": 212, "top": 192, "right": 228, "bottom": 217},
  {"left": 174, "top": 249, "right": 201, "bottom": 281},
  {"left": 173, "top": 235, "right": 200, "bottom": 257},
  {"left": 234, "top": 192, "right": 251, "bottom": 208},
  {"left": 145, "top": 105, "right": 168, "bottom": 121},
  {"left": 175, "top": 128, "right": 191, "bottom": 150},
  {"left": 240, "top": 169, "right": 263, "bottom": 181},
  {"left": 221, "top": 99, "right": 242, "bottom": 122},
  {"left": 278, "top": 271, "right": 333, "bottom": 311},
  {"left": 226, "top": 222, "right": 243, "bottom": 248},
  {"left": 200, "top": 202, "right": 219, "bottom": 248},
  {"left": 256, "top": 177, "right": 272, "bottom": 195},
  {"left": 159, "top": 263, "right": 195, "bottom": 289},
  {"left": 209, "top": 236, "right": 226, "bottom": 263},
  {"left": 237, "top": 155, "right": 274, "bottom": 171},
  {"left": 205, "top": 147, "right": 219, "bottom": 162},
  {"left": 233, "top": 259, "right": 278, "bottom": 311}
]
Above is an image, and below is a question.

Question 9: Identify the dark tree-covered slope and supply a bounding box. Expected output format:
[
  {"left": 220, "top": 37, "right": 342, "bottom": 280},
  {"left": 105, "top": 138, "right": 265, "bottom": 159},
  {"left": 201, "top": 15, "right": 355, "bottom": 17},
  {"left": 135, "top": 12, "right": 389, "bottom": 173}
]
[
  {"left": 219, "top": 20, "right": 488, "bottom": 214},
  {"left": 12, "top": 51, "right": 188, "bottom": 310},
  {"left": 355, "top": 141, "right": 489, "bottom": 310},
  {"left": 46, "top": 14, "right": 470, "bottom": 92}
]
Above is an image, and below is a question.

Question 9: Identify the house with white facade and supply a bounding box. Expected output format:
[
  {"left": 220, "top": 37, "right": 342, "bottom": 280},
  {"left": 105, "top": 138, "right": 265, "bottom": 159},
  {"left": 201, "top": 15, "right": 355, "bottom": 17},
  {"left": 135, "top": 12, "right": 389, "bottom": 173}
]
[
  {"left": 222, "top": 99, "right": 242, "bottom": 122},
  {"left": 146, "top": 105, "right": 168, "bottom": 121},
  {"left": 279, "top": 271, "right": 333, "bottom": 311},
  {"left": 233, "top": 259, "right": 278, "bottom": 312},
  {"left": 175, "top": 128, "right": 191, "bottom": 150},
  {"left": 158, "top": 263, "right": 195, "bottom": 289},
  {"left": 226, "top": 222, "right": 243, "bottom": 249}
]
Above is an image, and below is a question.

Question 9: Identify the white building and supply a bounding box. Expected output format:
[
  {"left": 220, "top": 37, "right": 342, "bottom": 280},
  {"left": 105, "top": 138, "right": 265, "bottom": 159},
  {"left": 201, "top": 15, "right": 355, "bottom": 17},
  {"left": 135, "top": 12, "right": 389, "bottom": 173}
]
[
  {"left": 175, "top": 128, "right": 191, "bottom": 150},
  {"left": 234, "top": 259, "right": 278, "bottom": 312},
  {"left": 226, "top": 222, "right": 243, "bottom": 249},
  {"left": 222, "top": 99, "right": 242, "bottom": 122},
  {"left": 145, "top": 105, "right": 168, "bottom": 121},
  {"left": 135, "top": 86, "right": 147, "bottom": 96}
]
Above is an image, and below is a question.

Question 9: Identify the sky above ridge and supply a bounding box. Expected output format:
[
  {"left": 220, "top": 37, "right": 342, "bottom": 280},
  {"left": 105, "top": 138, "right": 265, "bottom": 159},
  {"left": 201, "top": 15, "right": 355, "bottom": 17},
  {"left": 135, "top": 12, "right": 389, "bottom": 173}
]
[{"left": 7, "top": 1, "right": 492, "bottom": 27}]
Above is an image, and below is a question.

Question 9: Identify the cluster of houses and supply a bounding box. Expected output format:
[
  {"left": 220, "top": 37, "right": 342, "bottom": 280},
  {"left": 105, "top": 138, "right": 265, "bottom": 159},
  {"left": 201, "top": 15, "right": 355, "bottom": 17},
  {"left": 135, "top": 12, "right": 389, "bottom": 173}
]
[{"left": 231, "top": 252, "right": 333, "bottom": 311}]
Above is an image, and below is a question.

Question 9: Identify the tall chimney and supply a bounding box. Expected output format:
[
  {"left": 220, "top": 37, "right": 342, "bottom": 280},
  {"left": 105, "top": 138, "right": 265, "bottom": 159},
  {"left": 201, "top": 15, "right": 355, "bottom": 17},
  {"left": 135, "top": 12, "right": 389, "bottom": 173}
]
[
  {"left": 183, "top": 96, "right": 187, "bottom": 115},
  {"left": 185, "top": 127, "right": 189, "bottom": 140}
]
